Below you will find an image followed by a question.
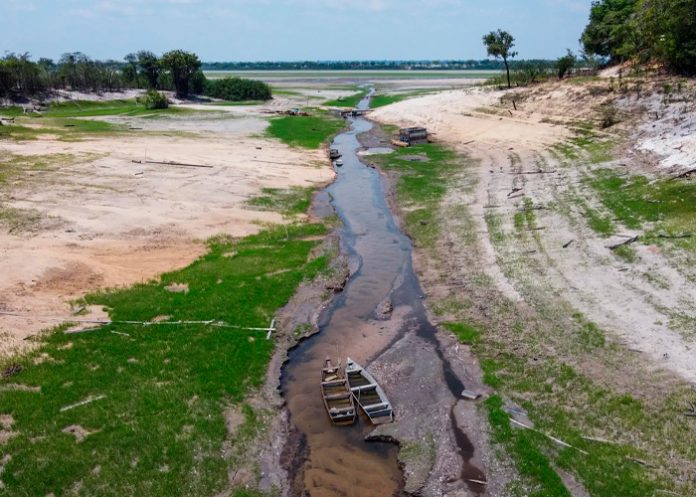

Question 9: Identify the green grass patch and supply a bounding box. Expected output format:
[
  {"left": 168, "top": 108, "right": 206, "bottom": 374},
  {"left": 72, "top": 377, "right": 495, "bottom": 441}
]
[
  {"left": 370, "top": 90, "right": 436, "bottom": 109},
  {"left": 0, "top": 123, "right": 46, "bottom": 141},
  {"left": 368, "top": 143, "right": 462, "bottom": 249},
  {"left": 584, "top": 204, "right": 615, "bottom": 236},
  {"left": 323, "top": 89, "right": 368, "bottom": 107},
  {"left": 0, "top": 106, "right": 25, "bottom": 117},
  {"left": 589, "top": 169, "right": 696, "bottom": 235},
  {"left": 43, "top": 99, "right": 188, "bottom": 118},
  {"left": 246, "top": 186, "right": 314, "bottom": 215},
  {"left": 613, "top": 244, "right": 638, "bottom": 263},
  {"left": 442, "top": 322, "right": 481, "bottom": 345},
  {"left": 0, "top": 222, "right": 329, "bottom": 496},
  {"left": 571, "top": 312, "right": 606, "bottom": 349},
  {"left": 482, "top": 357, "right": 669, "bottom": 497},
  {"left": 486, "top": 395, "right": 572, "bottom": 497},
  {"left": 267, "top": 110, "right": 345, "bottom": 149}
]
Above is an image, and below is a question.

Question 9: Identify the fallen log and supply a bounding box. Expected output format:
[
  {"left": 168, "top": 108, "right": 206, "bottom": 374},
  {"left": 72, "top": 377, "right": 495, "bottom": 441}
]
[
  {"left": 131, "top": 159, "right": 213, "bottom": 169},
  {"left": 607, "top": 236, "right": 638, "bottom": 250},
  {"left": 656, "top": 233, "right": 692, "bottom": 239},
  {"left": 509, "top": 170, "right": 557, "bottom": 175},
  {"left": 669, "top": 167, "right": 696, "bottom": 181}
]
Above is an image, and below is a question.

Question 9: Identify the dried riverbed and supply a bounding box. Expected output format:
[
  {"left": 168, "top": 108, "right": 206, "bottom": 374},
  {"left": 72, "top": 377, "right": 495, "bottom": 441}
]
[{"left": 279, "top": 94, "right": 488, "bottom": 496}]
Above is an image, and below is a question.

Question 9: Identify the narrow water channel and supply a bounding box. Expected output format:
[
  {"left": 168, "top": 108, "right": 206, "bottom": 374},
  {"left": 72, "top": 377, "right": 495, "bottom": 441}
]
[{"left": 281, "top": 92, "right": 484, "bottom": 496}]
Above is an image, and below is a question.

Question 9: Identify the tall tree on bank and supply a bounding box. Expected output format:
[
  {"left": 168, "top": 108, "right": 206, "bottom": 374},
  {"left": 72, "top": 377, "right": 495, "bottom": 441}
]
[
  {"left": 580, "top": 0, "right": 638, "bottom": 62},
  {"left": 483, "top": 29, "right": 517, "bottom": 88},
  {"left": 634, "top": 0, "right": 696, "bottom": 75},
  {"left": 160, "top": 50, "right": 201, "bottom": 98}
]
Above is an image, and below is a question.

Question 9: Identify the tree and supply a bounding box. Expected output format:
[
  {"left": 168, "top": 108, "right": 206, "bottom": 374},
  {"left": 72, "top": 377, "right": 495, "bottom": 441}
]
[
  {"left": 160, "top": 50, "right": 201, "bottom": 98},
  {"left": 634, "top": 0, "right": 696, "bottom": 75},
  {"left": 137, "top": 51, "right": 161, "bottom": 89},
  {"left": 123, "top": 53, "right": 138, "bottom": 86},
  {"left": 555, "top": 50, "right": 577, "bottom": 79},
  {"left": 483, "top": 29, "right": 517, "bottom": 88},
  {"left": 580, "top": 0, "right": 638, "bottom": 62}
]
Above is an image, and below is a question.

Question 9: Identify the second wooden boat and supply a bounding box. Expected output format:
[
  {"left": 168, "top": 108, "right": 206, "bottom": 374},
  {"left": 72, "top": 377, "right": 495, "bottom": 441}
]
[{"left": 345, "top": 357, "right": 394, "bottom": 425}]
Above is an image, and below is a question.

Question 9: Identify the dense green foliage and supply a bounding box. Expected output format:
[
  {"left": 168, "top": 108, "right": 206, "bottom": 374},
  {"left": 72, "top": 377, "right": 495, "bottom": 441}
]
[
  {"left": 204, "top": 77, "right": 272, "bottom": 101},
  {"left": 555, "top": 50, "right": 577, "bottom": 79},
  {"left": 160, "top": 50, "right": 202, "bottom": 98},
  {"left": 581, "top": 0, "right": 696, "bottom": 74},
  {"left": 143, "top": 90, "right": 169, "bottom": 109},
  {"left": 581, "top": 0, "right": 638, "bottom": 62},
  {"left": 0, "top": 50, "right": 210, "bottom": 100},
  {"left": 0, "top": 222, "right": 329, "bottom": 496},
  {"left": 634, "top": 0, "right": 696, "bottom": 75},
  {"left": 0, "top": 52, "right": 126, "bottom": 97},
  {"left": 483, "top": 29, "right": 518, "bottom": 88}
]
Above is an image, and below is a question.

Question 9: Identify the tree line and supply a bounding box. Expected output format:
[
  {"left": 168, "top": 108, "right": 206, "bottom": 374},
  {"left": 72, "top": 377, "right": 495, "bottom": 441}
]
[
  {"left": 0, "top": 50, "right": 272, "bottom": 102},
  {"left": 200, "top": 60, "right": 557, "bottom": 71},
  {"left": 581, "top": 0, "right": 696, "bottom": 75}
]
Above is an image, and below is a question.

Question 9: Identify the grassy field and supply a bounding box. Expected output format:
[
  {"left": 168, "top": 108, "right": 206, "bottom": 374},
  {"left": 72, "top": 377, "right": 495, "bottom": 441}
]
[
  {"left": 0, "top": 222, "right": 330, "bottom": 496},
  {"left": 323, "top": 89, "right": 368, "bottom": 108},
  {"left": 369, "top": 130, "right": 695, "bottom": 497},
  {"left": 367, "top": 143, "right": 459, "bottom": 248},
  {"left": 369, "top": 90, "right": 437, "bottom": 109},
  {"left": 267, "top": 110, "right": 345, "bottom": 149},
  {"left": 0, "top": 100, "right": 197, "bottom": 141}
]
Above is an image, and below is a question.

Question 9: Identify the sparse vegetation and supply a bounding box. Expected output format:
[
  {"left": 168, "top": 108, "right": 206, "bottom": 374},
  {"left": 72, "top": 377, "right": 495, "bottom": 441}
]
[
  {"left": 368, "top": 143, "right": 460, "bottom": 249},
  {"left": 247, "top": 186, "right": 314, "bottom": 215},
  {"left": 0, "top": 222, "right": 331, "bottom": 496}
]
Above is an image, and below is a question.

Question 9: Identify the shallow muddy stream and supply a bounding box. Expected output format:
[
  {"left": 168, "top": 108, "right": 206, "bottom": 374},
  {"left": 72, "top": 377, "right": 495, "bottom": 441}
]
[{"left": 281, "top": 92, "right": 484, "bottom": 496}]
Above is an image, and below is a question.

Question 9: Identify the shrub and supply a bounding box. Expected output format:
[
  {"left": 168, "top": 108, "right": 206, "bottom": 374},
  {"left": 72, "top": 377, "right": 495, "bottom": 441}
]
[
  {"left": 555, "top": 50, "right": 577, "bottom": 79},
  {"left": 599, "top": 103, "right": 620, "bottom": 128},
  {"left": 204, "top": 77, "right": 272, "bottom": 102},
  {"left": 143, "top": 89, "right": 168, "bottom": 109}
]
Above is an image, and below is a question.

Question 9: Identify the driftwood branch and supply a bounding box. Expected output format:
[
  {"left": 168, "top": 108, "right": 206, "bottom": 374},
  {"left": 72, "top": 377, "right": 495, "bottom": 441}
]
[
  {"left": 131, "top": 159, "right": 213, "bottom": 169},
  {"left": 509, "top": 170, "right": 557, "bottom": 175},
  {"left": 669, "top": 167, "right": 696, "bottom": 181},
  {"left": 510, "top": 418, "right": 589, "bottom": 455},
  {"left": 607, "top": 236, "right": 639, "bottom": 250}
]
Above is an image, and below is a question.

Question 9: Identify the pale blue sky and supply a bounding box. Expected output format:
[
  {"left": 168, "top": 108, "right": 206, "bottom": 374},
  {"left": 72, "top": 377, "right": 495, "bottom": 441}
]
[{"left": 1, "top": 0, "right": 591, "bottom": 61}]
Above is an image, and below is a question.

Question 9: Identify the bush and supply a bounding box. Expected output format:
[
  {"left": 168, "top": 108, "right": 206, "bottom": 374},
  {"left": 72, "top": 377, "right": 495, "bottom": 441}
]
[
  {"left": 556, "top": 50, "right": 577, "bottom": 79},
  {"left": 204, "top": 77, "right": 272, "bottom": 102},
  {"left": 143, "top": 89, "right": 168, "bottom": 109},
  {"left": 599, "top": 103, "right": 620, "bottom": 128}
]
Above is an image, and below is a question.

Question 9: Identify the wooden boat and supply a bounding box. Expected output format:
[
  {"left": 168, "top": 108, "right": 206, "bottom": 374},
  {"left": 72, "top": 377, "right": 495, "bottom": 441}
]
[
  {"left": 321, "top": 358, "right": 357, "bottom": 425},
  {"left": 345, "top": 357, "right": 394, "bottom": 425}
]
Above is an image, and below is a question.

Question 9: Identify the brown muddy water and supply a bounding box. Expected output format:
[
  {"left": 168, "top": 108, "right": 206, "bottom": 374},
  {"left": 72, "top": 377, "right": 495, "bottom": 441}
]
[{"left": 281, "top": 92, "right": 484, "bottom": 496}]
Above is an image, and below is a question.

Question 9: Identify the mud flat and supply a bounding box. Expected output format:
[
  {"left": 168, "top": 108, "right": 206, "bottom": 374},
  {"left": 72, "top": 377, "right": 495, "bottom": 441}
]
[{"left": 0, "top": 105, "right": 332, "bottom": 358}]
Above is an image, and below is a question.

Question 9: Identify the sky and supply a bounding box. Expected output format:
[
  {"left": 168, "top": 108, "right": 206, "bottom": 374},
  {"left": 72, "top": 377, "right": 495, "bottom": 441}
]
[{"left": 0, "top": 0, "right": 591, "bottom": 62}]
